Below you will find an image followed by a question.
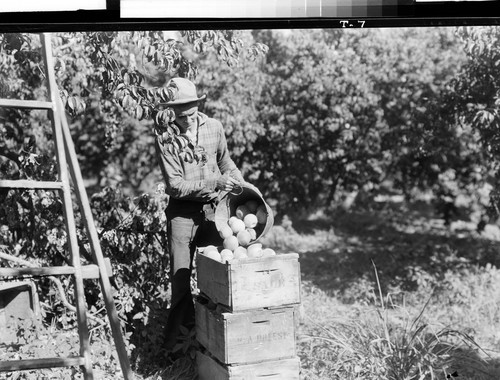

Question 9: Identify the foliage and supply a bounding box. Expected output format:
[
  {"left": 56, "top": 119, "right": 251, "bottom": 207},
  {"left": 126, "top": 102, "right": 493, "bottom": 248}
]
[
  {"left": 197, "top": 28, "right": 490, "bottom": 220},
  {"left": 250, "top": 29, "right": 388, "bottom": 210},
  {"left": 0, "top": 30, "right": 268, "bottom": 377},
  {"left": 171, "top": 325, "right": 199, "bottom": 361},
  {"left": 86, "top": 185, "right": 172, "bottom": 368},
  {"left": 297, "top": 248, "right": 496, "bottom": 380},
  {"left": 0, "top": 186, "right": 170, "bottom": 370},
  {"left": 195, "top": 40, "right": 268, "bottom": 177},
  {"left": 3, "top": 195, "right": 500, "bottom": 379},
  {"left": 453, "top": 26, "right": 500, "bottom": 223},
  {"left": 0, "top": 31, "right": 268, "bottom": 163},
  {"left": 4, "top": 26, "right": 500, "bottom": 378},
  {"left": 302, "top": 300, "right": 488, "bottom": 380},
  {"left": 2, "top": 28, "right": 500, "bottom": 220}
]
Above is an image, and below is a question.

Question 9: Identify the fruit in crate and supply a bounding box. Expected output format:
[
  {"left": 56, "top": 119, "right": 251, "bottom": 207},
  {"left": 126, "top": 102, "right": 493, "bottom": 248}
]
[
  {"left": 237, "top": 229, "right": 252, "bottom": 246},
  {"left": 228, "top": 216, "right": 240, "bottom": 227},
  {"left": 246, "top": 228, "right": 257, "bottom": 241},
  {"left": 247, "top": 243, "right": 263, "bottom": 258},
  {"left": 230, "top": 219, "right": 246, "bottom": 234},
  {"left": 233, "top": 246, "right": 248, "bottom": 259},
  {"left": 262, "top": 248, "right": 276, "bottom": 257},
  {"left": 204, "top": 245, "right": 218, "bottom": 254},
  {"left": 223, "top": 235, "right": 239, "bottom": 251},
  {"left": 220, "top": 249, "right": 234, "bottom": 263},
  {"left": 203, "top": 246, "right": 222, "bottom": 261},
  {"left": 219, "top": 224, "right": 233, "bottom": 239},
  {"left": 243, "top": 213, "right": 258, "bottom": 228}
]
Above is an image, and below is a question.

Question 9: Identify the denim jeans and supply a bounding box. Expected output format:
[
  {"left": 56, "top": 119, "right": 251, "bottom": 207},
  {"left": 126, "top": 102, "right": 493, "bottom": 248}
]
[{"left": 163, "top": 199, "right": 222, "bottom": 351}]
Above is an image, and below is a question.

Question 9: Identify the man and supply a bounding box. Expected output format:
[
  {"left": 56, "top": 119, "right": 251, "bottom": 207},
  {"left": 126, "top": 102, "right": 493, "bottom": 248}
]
[{"left": 154, "top": 77, "right": 244, "bottom": 357}]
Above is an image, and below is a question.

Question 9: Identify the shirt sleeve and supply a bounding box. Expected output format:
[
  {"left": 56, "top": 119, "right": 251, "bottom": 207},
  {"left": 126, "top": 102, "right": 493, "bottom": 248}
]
[
  {"left": 216, "top": 122, "right": 245, "bottom": 183},
  {"left": 155, "top": 137, "right": 219, "bottom": 202}
]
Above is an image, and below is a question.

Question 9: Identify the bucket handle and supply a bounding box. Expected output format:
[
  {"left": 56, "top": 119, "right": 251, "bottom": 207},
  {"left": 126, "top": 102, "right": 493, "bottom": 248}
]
[{"left": 229, "top": 184, "right": 243, "bottom": 196}]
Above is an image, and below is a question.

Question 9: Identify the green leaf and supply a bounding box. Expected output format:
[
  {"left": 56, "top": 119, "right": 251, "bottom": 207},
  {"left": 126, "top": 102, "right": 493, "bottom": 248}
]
[
  {"left": 132, "top": 312, "right": 143, "bottom": 320},
  {"left": 161, "top": 87, "right": 170, "bottom": 102},
  {"left": 123, "top": 72, "right": 130, "bottom": 85},
  {"left": 67, "top": 96, "right": 77, "bottom": 111},
  {"left": 134, "top": 105, "right": 144, "bottom": 120}
]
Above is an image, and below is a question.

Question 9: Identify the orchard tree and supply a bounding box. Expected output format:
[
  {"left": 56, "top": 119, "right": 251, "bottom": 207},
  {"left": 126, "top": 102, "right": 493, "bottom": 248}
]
[
  {"left": 0, "top": 31, "right": 268, "bottom": 170},
  {"left": 232, "top": 27, "right": 483, "bottom": 218},
  {"left": 368, "top": 28, "right": 489, "bottom": 224},
  {"left": 0, "top": 30, "right": 268, "bottom": 367},
  {"left": 195, "top": 31, "right": 269, "bottom": 180},
  {"left": 454, "top": 26, "right": 500, "bottom": 224}
]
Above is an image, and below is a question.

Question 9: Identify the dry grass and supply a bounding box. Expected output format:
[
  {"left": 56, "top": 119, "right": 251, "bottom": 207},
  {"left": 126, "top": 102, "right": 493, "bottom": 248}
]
[
  {"left": 289, "top": 203, "right": 500, "bottom": 380},
  {"left": 136, "top": 202, "right": 500, "bottom": 380},
  {"left": 297, "top": 269, "right": 497, "bottom": 380},
  {"left": 7, "top": 202, "right": 496, "bottom": 379}
]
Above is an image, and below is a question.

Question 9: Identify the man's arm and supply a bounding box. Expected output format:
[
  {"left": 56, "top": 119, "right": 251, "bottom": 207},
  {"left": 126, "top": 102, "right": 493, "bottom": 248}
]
[{"left": 155, "top": 138, "right": 220, "bottom": 202}]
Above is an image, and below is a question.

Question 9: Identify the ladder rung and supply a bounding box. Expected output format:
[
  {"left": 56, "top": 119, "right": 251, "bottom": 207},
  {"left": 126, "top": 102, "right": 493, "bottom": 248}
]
[
  {"left": 81, "top": 259, "right": 114, "bottom": 279},
  {"left": 0, "top": 356, "right": 85, "bottom": 372},
  {"left": 0, "top": 261, "right": 113, "bottom": 279},
  {"left": 0, "top": 266, "right": 76, "bottom": 277},
  {"left": 0, "top": 98, "right": 53, "bottom": 110},
  {"left": 0, "top": 180, "right": 63, "bottom": 190}
]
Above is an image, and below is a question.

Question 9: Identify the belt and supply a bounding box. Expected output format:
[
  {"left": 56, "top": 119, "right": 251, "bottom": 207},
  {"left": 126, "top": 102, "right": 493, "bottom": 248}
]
[{"left": 166, "top": 197, "right": 218, "bottom": 217}]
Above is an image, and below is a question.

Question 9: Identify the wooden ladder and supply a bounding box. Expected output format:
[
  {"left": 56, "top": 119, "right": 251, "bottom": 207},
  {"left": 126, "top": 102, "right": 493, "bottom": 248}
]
[{"left": 0, "top": 33, "right": 134, "bottom": 380}]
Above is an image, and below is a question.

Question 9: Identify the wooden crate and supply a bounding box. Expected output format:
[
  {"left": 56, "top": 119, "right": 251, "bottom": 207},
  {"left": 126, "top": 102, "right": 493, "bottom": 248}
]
[
  {"left": 195, "top": 299, "right": 296, "bottom": 365},
  {"left": 196, "top": 252, "right": 301, "bottom": 311},
  {"left": 197, "top": 351, "right": 300, "bottom": 380}
]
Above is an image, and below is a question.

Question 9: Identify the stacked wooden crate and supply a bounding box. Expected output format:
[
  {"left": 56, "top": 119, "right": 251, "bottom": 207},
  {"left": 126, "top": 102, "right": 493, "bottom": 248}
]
[{"left": 196, "top": 251, "right": 301, "bottom": 379}]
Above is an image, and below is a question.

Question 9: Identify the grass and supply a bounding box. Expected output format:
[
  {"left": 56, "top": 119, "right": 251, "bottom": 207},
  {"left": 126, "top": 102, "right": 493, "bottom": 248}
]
[
  {"left": 146, "top": 199, "right": 500, "bottom": 380},
  {"left": 282, "top": 200, "right": 500, "bottom": 380},
  {"left": 297, "top": 265, "right": 496, "bottom": 380},
  {"left": 4, "top": 199, "right": 500, "bottom": 379},
  {"left": 141, "top": 358, "right": 197, "bottom": 380},
  {"left": 297, "top": 282, "right": 500, "bottom": 380}
]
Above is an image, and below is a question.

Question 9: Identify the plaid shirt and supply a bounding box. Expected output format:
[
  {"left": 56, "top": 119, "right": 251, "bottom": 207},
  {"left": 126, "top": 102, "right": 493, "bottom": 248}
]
[{"left": 155, "top": 112, "right": 243, "bottom": 203}]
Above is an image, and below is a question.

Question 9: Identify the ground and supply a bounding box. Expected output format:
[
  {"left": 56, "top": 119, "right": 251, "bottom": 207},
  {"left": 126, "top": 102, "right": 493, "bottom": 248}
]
[
  {"left": 3, "top": 198, "right": 500, "bottom": 380},
  {"left": 287, "top": 199, "right": 500, "bottom": 380},
  {"left": 144, "top": 197, "right": 500, "bottom": 379}
]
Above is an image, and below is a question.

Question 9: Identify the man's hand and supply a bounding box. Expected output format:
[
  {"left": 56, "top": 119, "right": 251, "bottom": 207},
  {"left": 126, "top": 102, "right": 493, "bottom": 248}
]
[{"left": 216, "top": 174, "right": 240, "bottom": 192}]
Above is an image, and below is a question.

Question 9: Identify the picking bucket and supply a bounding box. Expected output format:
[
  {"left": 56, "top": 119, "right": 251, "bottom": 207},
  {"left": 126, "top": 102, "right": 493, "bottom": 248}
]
[{"left": 215, "top": 183, "right": 274, "bottom": 243}]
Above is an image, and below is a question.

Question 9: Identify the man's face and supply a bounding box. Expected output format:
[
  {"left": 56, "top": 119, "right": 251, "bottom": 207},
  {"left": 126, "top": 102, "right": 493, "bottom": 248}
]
[{"left": 172, "top": 102, "right": 198, "bottom": 132}]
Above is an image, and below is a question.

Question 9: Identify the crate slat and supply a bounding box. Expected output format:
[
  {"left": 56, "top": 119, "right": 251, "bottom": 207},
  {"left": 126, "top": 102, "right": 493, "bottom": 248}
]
[
  {"left": 197, "top": 252, "right": 301, "bottom": 312},
  {"left": 196, "top": 300, "right": 296, "bottom": 365},
  {"left": 197, "top": 352, "right": 300, "bottom": 380}
]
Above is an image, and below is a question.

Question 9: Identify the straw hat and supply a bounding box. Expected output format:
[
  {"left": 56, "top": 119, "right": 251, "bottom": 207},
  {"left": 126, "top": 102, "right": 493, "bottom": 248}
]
[{"left": 163, "top": 77, "right": 206, "bottom": 105}]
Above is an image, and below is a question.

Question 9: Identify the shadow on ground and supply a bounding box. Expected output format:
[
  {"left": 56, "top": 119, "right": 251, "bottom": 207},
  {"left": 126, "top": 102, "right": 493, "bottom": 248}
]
[
  {"left": 444, "top": 345, "right": 500, "bottom": 380},
  {"left": 292, "top": 202, "right": 500, "bottom": 301}
]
